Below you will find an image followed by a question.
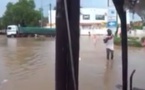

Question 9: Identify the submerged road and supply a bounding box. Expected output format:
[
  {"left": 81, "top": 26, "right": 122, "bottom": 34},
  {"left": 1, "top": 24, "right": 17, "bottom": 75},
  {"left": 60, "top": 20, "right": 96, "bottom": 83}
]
[{"left": 0, "top": 36, "right": 144, "bottom": 90}]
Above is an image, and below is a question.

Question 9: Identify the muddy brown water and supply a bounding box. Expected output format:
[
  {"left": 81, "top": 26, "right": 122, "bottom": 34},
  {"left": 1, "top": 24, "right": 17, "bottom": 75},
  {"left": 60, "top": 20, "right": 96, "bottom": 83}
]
[{"left": 0, "top": 36, "right": 145, "bottom": 90}]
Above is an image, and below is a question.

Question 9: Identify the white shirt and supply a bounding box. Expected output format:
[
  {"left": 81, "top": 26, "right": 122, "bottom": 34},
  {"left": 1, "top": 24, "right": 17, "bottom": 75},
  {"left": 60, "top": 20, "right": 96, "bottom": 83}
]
[{"left": 104, "top": 35, "right": 114, "bottom": 50}]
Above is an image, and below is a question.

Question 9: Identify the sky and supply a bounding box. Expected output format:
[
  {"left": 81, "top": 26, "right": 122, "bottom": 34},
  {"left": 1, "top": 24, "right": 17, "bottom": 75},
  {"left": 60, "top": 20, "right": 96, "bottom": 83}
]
[
  {"left": 0, "top": 0, "right": 141, "bottom": 21},
  {"left": 0, "top": 0, "right": 107, "bottom": 17}
]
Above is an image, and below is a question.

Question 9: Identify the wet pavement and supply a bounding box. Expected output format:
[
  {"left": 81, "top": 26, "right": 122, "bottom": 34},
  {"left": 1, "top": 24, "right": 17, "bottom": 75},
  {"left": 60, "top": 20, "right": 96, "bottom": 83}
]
[{"left": 0, "top": 36, "right": 144, "bottom": 90}]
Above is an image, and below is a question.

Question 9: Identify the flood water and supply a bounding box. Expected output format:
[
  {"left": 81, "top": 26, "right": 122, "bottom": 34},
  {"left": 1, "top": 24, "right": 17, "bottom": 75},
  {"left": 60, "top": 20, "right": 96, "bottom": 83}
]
[{"left": 0, "top": 36, "right": 145, "bottom": 90}]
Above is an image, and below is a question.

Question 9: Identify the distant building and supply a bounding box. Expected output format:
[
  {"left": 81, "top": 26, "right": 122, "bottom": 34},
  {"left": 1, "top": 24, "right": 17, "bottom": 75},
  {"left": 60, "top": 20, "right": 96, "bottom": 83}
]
[
  {"left": 48, "top": 8, "right": 130, "bottom": 27},
  {"left": 80, "top": 8, "right": 107, "bottom": 29},
  {"left": 48, "top": 8, "right": 108, "bottom": 28},
  {"left": 47, "top": 8, "right": 131, "bottom": 35}
]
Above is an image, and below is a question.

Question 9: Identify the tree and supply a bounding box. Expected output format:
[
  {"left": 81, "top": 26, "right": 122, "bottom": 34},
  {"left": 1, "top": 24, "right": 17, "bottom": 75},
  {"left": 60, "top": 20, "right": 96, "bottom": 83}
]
[
  {"left": 0, "top": 18, "right": 3, "bottom": 29},
  {"left": 6, "top": 2, "right": 13, "bottom": 9},
  {"left": 2, "top": 0, "right": 41, "bottom": 27},
  {"left": 124, "top": 0, "right": 145, "bottom": 24}
]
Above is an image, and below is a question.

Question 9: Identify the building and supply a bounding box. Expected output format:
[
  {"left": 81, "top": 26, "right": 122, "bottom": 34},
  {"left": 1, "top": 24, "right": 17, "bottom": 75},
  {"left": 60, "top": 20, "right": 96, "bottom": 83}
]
[
  {"left": 48, "top": 8, "right": 108, "bottom": 28},
  {"left": 80, "top": 8, "right": 108, "bottom": 29},
  {"left": 48, "top": 8, "right": 131, "bottom": 35}
]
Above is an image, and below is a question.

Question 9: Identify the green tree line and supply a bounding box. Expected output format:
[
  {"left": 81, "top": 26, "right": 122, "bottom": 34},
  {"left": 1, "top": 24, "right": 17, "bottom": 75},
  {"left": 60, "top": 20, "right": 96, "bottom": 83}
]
[{"left": 0, "top": 0, "right": 42, "bottom": 29}]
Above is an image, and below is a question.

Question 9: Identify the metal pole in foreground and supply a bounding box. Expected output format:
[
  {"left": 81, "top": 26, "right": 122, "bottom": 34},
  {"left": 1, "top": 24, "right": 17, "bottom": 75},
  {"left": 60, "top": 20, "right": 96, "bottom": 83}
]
[
  {"left": 113, "top": 0, "right": 128, "bottom": 90},
  {"left": 120, "top": 11, "right": 128, "bottom": 90},
  {"left": 55, "top": 0, "right": 80, "bottom": 90}
]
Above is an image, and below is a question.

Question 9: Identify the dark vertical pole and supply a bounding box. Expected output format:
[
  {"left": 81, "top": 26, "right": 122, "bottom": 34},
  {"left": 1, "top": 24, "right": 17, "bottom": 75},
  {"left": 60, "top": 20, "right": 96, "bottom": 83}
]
[
  {"left": 113, "top": 0, "right": 128, "bottom": 90},
  {"left": 49, "top": 4, "right": 52, "bottom": 28},
  {"left": 40, "top": 0, "right": 43, "bottom": 27},
  {"left": 115, "top": 11, "right": 119, "bottom": 36},
  {"left": 121, "top": 8, "right": 128, "bottom": 90},
  {"left": 107, "top": 0, "right": 109, "bottom": 7},
  {"left": 55, "top": 0, "right": 80, "bottom": 90}
]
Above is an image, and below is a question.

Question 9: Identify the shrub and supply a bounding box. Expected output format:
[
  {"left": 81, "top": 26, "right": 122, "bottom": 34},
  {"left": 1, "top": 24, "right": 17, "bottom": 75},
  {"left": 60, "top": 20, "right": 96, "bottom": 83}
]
[
  {"left": 128, "top": 39, "right": 142, "bottom": 47},
  {"left": 114, "top": 36, "right": 142, "bottom": 47},
  {"left": 132, "top": 26, "right": 143, "bottom": 30},
  {"left": 127, "top": 37, "right": 139, "bottom": 40},
  {"left": 114, "top": 37, "right": 121, "bottom": 45}
]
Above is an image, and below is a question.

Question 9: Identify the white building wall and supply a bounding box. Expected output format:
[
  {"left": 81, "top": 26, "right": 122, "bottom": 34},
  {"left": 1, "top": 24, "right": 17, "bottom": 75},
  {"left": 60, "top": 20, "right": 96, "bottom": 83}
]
[
  {"left": 48, "top": 10, "right": 56, "bottom": 24},
  {"left": 80, "top": 8, "right": 107, "bottom": 23},
  {"left": 48, "top": 8, "right": 131, "bottom": 35},
  {"left": 48, "top": 8, "right": 108, "bottom": 24},
  {"left": 48, "top": 8, "right": 130, "bottom": 25}
]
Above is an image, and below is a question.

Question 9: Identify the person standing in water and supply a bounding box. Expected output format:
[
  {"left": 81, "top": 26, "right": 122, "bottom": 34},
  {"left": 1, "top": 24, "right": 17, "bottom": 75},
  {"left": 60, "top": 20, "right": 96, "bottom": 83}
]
[{"left": 103, "top": 29, "right": 114, "bottom": 60}]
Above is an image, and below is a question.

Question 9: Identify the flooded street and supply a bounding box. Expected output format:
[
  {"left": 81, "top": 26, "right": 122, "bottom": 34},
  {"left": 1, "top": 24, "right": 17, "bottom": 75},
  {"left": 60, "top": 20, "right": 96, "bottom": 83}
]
[
  {"left": 0, "top": 36, "right": 145, "bottom": 90},
  {"left": 0, "top": 36, "right": 55, "bottom": 90}
]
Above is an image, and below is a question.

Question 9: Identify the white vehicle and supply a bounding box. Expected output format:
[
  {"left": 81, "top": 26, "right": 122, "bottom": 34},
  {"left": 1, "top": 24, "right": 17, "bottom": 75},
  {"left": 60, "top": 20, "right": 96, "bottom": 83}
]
[{"left": 6, "top": 25, "right": 18, "bottom": 37}]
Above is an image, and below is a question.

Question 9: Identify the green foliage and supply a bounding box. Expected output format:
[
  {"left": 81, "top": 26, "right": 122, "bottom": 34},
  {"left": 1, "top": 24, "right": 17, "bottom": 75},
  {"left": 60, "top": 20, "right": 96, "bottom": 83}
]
[
  {"left": 114, "top": 36, "right": 142, "bottom": 47},
  {"left": 115, "top": 25, "right": 119, "bottom": 36},
  {"left": 1, "top": 0, "right": 41, "bottom": 27},
  {"left": 143, "top": 23, "right": 145, "bottom": 26},
  {"left": 132, "top": 26, "right": 143, "bottom": 30},
  {"left": 127, "top": 36, "right": 139, "bottom": 40},
  {"left": 128, "top": 39, "right": 142, "bottom": 47},
  {"left": 114, "top": 37, "right": 121, "bottom": 45},
  {"left": 0, "top": 18, "right": 3, "bottom": 29},
  {"left": 0, "top": 18, "right": 5, "bottom": 29}
]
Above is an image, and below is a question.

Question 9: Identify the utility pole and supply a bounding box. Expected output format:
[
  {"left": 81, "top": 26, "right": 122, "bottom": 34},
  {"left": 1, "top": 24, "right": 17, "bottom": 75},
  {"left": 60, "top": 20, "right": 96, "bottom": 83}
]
[
  {"left": 40, "top": 0, "right": 43, "bottom": 27},
  {"left": 49, "top": 3, "right": 52, "bottom": 28},
  {"left": 116, "top": 6, "right": 119, "bottom": 34},
  {"left": 107, "top": 0, "right": 118, "bottom": 35}
]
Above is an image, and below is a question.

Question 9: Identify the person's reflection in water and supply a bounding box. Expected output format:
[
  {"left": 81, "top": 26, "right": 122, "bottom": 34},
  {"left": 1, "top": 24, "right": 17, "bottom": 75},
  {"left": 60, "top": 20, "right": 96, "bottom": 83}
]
[{"left": 104, "top": 61, "right": 114, "bottom": 90}]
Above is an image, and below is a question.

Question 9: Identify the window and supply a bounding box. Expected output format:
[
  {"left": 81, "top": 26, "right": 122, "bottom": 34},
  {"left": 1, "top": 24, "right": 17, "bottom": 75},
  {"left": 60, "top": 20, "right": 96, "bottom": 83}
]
[
  {"left": 83, "top": 15, "right": 90, "bottom": 20},
  {"left": 95, "top": 15, "right": 105, "bottom": 20},
  {"left": 7, "top": 27, "right": 12, "bottom": 29}
]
